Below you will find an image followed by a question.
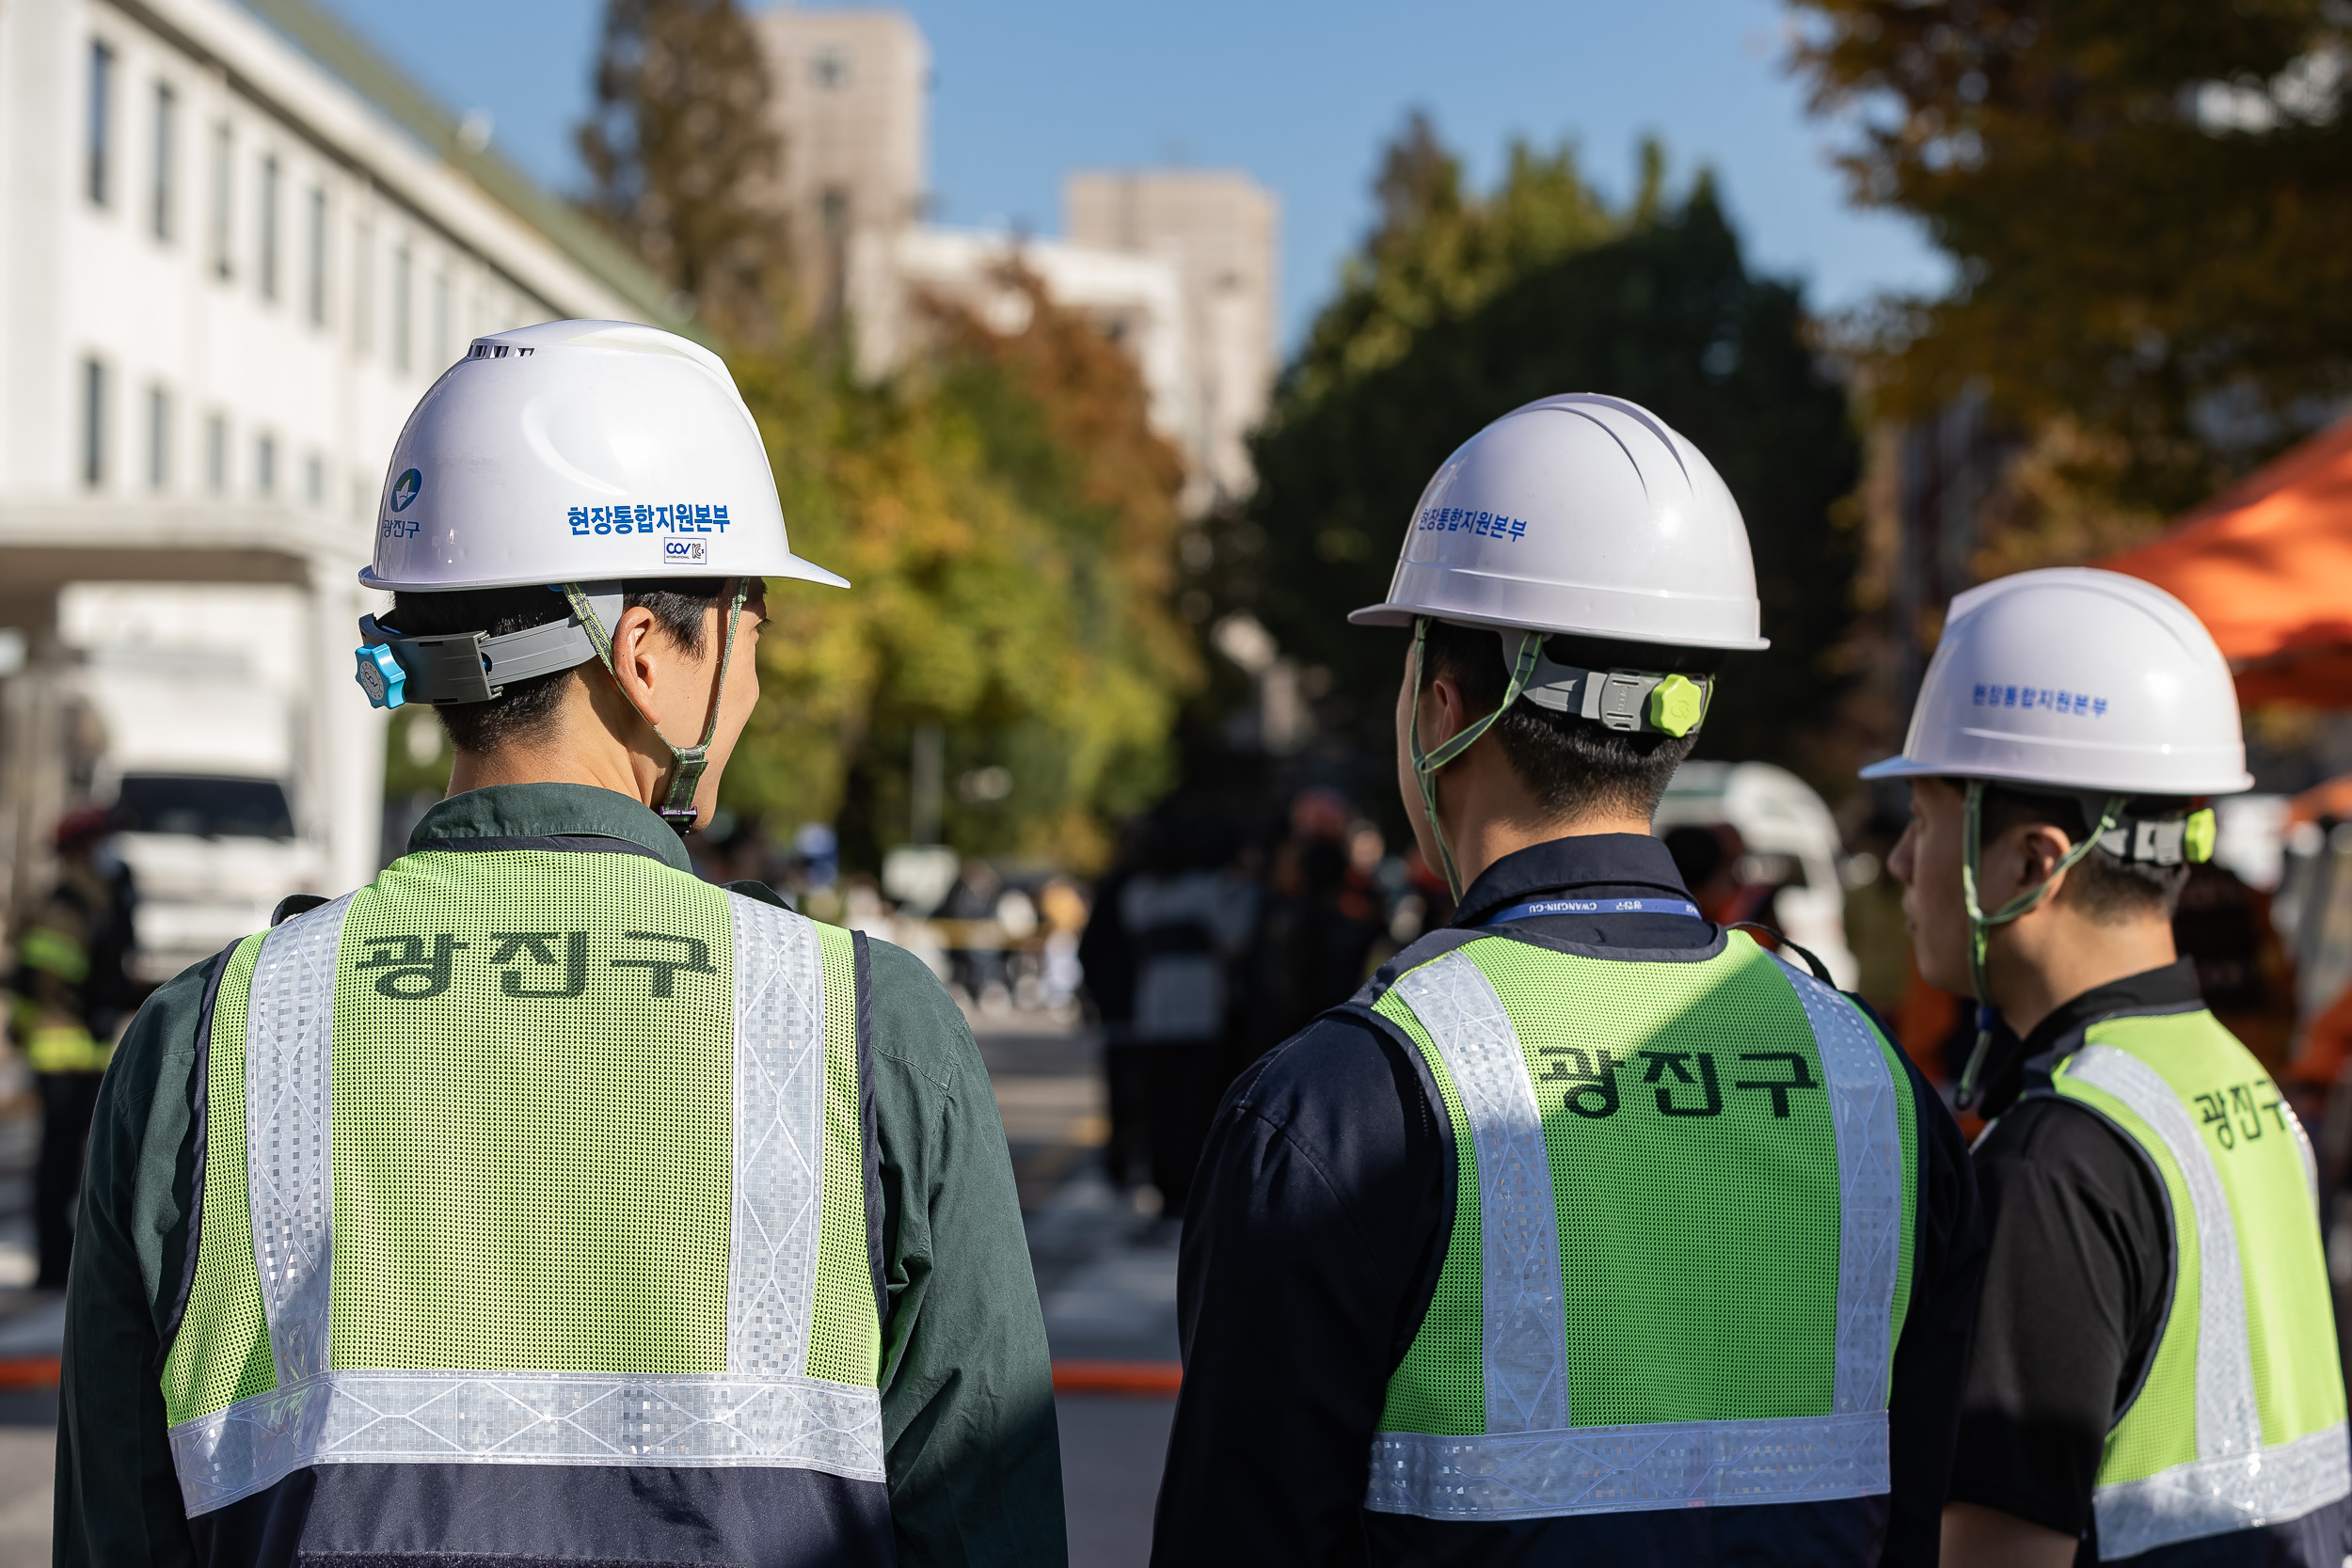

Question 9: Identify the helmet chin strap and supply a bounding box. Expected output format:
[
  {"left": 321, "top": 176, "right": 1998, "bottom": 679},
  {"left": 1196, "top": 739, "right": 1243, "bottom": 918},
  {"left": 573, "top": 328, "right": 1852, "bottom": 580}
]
[
  {"left": 563, "top": 578, "right": 751, "bottom": 836},
  {"left": 1409, "top": 618, "right": 1543, "bottom": 901},
  {"left": 1954, "top": 779, "right": 2126, "bottom": 1109}
]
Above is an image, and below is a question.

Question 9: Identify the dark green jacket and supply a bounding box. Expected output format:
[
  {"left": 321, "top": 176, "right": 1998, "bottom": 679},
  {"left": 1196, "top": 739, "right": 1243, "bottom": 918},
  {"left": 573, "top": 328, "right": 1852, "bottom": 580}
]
[{"left": 56, "top": 784, "right": 1066, "bottom": 1567}]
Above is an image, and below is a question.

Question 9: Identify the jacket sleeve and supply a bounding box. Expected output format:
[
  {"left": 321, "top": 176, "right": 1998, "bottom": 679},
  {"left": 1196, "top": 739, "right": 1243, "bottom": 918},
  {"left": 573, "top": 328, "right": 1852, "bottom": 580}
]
[
  {"left": 865, "top": 940, "right": 1067, "bottom": 1567},
  {"left": 1881, "top": 1051, "right": 1987, "bottom": 1566},
  {"left": 1947, "top": 1097, "right": 2169, "bottom": 1537},
  {"left": 55, "top": 958, "right": 215, "bottom": 1568},
  {"left": 1152, "top": 1014, "right": 1452, "bottom": 1566}
]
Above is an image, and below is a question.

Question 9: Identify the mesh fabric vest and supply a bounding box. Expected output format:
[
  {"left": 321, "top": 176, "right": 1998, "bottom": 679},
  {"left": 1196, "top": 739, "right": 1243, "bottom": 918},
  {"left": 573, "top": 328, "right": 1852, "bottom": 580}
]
[
  {"left": 2031, "top": 1007, "right": 2349, "bottom": 1559},
  {"left": 1360, "top": 927, "right": 1918, "bottom": 1527},
  {"left": 157, "top": 845, "right": 887, "bottom": 1558}
]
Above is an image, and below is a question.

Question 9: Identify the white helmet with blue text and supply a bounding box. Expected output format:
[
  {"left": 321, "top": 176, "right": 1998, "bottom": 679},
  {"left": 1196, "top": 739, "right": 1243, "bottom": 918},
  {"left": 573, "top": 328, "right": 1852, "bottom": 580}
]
[
  {"left": 1350, "top": 394, "right": 1766, "bottom": 898},
  {"left": 1864, "top": 566, "right": 2250, "bottom": 1105},
  {"left": 350, "top": 320, "right": 846, "bottom": 833},
  {"left": 1348, "top": 393, "right": 1767, "bottom": 650},
  {"left": 361, "top": 318, "right": 844, "bottom": 593},
  {"left": 1861, "top": 567, "right": 2251, "bottom": 797}
]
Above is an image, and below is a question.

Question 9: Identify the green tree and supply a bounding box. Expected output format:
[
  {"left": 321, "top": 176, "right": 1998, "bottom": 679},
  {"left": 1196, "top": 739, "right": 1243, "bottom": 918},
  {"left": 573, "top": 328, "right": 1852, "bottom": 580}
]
[
  {"left": 1286, "top": 112, "right": 1620, "bottom": 409},
  {"left": 577, "top": 0, "right": 790, "bottom": 345},
  {"left": 1231, "top": 123, "right": 1859, "bottom": 774},
  {"left": 724, "top": 276, "right": 1196, "bottom": 870},
  {"left": 1788, "top": 0, "right": 2352, "bottom": 516}
]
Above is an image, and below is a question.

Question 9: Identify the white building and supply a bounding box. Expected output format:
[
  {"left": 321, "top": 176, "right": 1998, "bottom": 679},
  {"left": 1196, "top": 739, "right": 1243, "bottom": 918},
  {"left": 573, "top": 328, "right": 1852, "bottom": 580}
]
[
  {"left": 755, "top": 8, "right": 1279, "bottom": 515},
  {"left": 752, "top": 6, "right": 929, "bottom": 324},
  {"left": 0, "top": 0, "right": 678, "bottom": 919},
  {"left": 1066, "top": 171, "right": 1279, "bottom": 514},
  {"left": 848, "top": 225, "right": 1189, "bottom": 440}
]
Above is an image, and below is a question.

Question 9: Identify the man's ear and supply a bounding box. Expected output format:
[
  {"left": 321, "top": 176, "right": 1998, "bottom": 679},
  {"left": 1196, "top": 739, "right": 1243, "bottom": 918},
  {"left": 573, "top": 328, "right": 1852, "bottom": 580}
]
[
  {"left": 2007, "top": 821, "right": 2079, "bottom": 901},
  {"left": 606, "top": 604, "right": 674, "bottom": 729},
  {"left": 1422, "top": 671, "right": 1470, "bottom": 751}
]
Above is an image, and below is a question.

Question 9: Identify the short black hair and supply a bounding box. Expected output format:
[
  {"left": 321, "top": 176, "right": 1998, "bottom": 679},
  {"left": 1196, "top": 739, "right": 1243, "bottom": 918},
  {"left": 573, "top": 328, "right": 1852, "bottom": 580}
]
[
  {"left": 389, "top": 578, "right": 736, "bottom": 754},
  {"left": 1978, "top": 784, "right": 2193, "bottom": 924},
  {"left": 1418, "top": 619, "right": 1719, "bottom": 822}
]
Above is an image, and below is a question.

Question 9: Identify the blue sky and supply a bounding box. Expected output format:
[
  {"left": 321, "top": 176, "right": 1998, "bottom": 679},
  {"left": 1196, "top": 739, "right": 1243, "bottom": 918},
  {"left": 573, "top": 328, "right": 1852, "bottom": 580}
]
[{"left": 312, "top": 0, "right": 1948, "bottom": 349}]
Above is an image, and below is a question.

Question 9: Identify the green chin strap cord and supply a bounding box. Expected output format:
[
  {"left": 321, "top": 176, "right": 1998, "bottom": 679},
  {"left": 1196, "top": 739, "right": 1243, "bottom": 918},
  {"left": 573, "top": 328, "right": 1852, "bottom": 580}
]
[
  {"left": 1953, "top": 779, "right": 2126, "bottom": 1109},
  {"left": 564, "top": 578, "right": 751, "bottom": 836},
  {"left": 1408, "top": 618, "right": 1544, "bottom": 901}
]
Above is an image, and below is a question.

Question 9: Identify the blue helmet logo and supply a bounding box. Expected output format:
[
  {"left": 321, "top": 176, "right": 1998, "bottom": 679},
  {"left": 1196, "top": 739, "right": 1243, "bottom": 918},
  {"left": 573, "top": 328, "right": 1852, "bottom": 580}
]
[{"left": 390, "top": 468, "right": 422, "bottom": 512}]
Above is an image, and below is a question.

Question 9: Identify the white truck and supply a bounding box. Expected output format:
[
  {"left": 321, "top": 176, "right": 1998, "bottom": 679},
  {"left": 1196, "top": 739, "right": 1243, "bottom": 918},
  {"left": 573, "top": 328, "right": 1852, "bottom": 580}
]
[{"left": 61, "top": 585, "right": 322, "bottom": 986}]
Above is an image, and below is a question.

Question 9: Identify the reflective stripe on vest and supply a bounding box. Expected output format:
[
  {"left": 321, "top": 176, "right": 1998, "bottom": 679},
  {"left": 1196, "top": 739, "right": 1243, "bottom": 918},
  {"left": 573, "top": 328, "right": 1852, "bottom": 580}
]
[
  {"left": 2042, "top": 1023, "right": 2350, "bottom": 1560},
  {"left": 162, "top": 880, "right": 882, "bottom": 1517},
  {"left": 1363, "top": 932, "right": 1912, "bottom": 1521}
]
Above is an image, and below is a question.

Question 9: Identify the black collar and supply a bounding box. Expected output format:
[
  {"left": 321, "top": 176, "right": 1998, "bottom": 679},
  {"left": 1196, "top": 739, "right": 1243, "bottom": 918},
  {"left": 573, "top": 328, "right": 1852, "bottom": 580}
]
[
  {"left": 1979, "top": 958, "right": 2204, "bottom": 1117},
  {"left": 1450, "top": 833, "right": 1696, "bottom": 928}
]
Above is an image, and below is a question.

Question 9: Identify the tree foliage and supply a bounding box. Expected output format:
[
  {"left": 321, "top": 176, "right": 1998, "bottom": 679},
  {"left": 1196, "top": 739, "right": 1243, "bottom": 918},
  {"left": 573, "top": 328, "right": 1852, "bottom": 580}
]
[
  {"left": 578, "top": 0, "right": 790, "bottom": 344},
  {"left": 1229, "top": 123, "right": 1859, "bottom": 774},
  {"left": 726, "top": 278, "right": 1196, "bottom": 870},
  {"left": 1788, "top": 0, "right": 2352, "bottom": 515},
  {"left": 1285, "top": 112, "right": 1620, "bottom": 409},
  {"left": 575, "top": 2, "right": 1195, "bottom": 868}
]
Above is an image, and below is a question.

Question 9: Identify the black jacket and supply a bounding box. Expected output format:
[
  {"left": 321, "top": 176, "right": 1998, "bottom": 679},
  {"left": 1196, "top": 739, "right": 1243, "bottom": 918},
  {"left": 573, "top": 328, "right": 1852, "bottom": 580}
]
[
  {"left": 1956, "top": 961, "right": 2351, "bottom": 1567},
  {"left": 1152, "top": 833, "right": 1984, "bottom": 1567}
]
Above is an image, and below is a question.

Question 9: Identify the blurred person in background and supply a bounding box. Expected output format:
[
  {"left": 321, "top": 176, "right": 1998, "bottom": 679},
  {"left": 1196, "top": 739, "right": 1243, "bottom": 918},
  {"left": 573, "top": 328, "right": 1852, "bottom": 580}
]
[
  {"left": 1868, "top": 569, "right": 2346, "bottom": 1568},
  {"left": 8, "top": 807, "right": 136, "bottom": 1288},
  {"left": 1662, "top": 821, "right": 1746, "bottom": 923},
  {"left": 1236, "top": 788, "right": 1390, "bottom": 1075},
  {"left": 2171, "top": 860, "right": 2296, "bottom": 1076},
  {"left": 939, "top": 857, "right": 1009, "bottom": 1006},
  {"left": 1158, "top": 397, "right": 1981, "bottom": 1565},
  {"left": 1112, "top": 804, "right": 1255, "bottom": 1225},
  {"left": 1078, "top": 826, "right": 1143, "bottom": 1188},
  {"left": 1036, "top": 879, "right": 1089, "bottom": 1012}
]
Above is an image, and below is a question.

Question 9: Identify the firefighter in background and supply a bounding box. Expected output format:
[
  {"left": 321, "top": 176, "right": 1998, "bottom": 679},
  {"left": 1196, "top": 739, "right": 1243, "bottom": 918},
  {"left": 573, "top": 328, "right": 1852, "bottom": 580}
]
[{"left": 8, "top": 807, "right": 136, "bottom": 1288}]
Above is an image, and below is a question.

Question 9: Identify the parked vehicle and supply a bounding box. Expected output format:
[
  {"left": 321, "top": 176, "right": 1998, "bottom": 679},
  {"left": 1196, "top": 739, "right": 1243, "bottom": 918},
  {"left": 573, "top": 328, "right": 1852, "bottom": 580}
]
[{"left": 63, "top": 586, "right": 321, "bottom": 987}]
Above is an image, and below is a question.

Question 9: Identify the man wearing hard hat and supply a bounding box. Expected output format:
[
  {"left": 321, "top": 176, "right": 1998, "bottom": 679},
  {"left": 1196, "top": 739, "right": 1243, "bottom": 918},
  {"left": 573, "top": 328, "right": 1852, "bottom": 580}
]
[
  {"left": 1153, "top": 396, "right": 1984, "bottom": 1564},
  {"left": 54, "top": 322, "right": 1063, "bottom": 1565},
  {"left": 1868, "top": 569, "right": 2349, "bottom": 1566}
]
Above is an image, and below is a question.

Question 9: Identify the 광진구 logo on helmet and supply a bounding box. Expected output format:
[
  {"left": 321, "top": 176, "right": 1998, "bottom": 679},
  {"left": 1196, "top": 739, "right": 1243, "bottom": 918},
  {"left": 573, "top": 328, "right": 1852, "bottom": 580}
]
[{"left": 390, "top": 468, "right": 422, "bottom": 513}]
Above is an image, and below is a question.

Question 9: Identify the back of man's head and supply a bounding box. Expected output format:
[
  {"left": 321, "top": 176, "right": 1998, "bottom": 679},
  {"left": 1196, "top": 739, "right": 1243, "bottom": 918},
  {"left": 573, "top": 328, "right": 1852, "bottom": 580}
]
[
  {"left": 391, "top": 578, "right": 735, "bottom": 754},
  {"left": 1420, "top": 619, "right": 1720, "bottom": 825}
]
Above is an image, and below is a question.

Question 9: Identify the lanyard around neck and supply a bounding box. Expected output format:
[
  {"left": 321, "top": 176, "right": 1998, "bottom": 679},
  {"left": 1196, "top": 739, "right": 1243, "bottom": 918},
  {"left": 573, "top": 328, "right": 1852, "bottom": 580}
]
[{"left": 1482, "top": 895, "right": 1704, "bottom": 925}]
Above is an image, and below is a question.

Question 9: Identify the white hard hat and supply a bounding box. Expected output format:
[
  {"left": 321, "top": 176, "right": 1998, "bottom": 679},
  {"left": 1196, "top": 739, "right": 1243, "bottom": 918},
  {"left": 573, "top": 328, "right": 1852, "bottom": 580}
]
[
  {"left": 1348, "top": 393, "right": 1768, "bottom": 651},
  {"left": 1862, "top": 567, "right": 2252, "bottom": 796},
  {"left": 359, "top": 319, "right": 847, "bottom": 594}
]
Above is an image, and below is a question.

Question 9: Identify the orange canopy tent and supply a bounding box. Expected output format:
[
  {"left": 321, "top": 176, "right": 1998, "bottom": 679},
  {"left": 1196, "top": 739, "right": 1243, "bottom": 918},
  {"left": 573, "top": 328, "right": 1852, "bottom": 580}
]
[{"left": 2105, "top": 415, "right": 2352, "bottom": 706}]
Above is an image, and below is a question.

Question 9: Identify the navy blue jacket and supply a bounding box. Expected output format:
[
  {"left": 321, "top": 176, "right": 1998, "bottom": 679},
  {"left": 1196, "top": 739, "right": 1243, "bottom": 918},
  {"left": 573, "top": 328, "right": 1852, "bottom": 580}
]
[{"left": 1151, "top": 833, "right": 1984, "bottom": 1567}]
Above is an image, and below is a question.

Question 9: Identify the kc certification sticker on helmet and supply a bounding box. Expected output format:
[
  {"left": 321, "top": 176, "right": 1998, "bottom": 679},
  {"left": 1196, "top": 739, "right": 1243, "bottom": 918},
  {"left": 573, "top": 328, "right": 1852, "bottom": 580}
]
[
  {"left": 1349, "top": 393, "right": 1769, "bottom": 652},
  {"left": 358, "top": 319, "right": 849, "bottom": 594}
]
